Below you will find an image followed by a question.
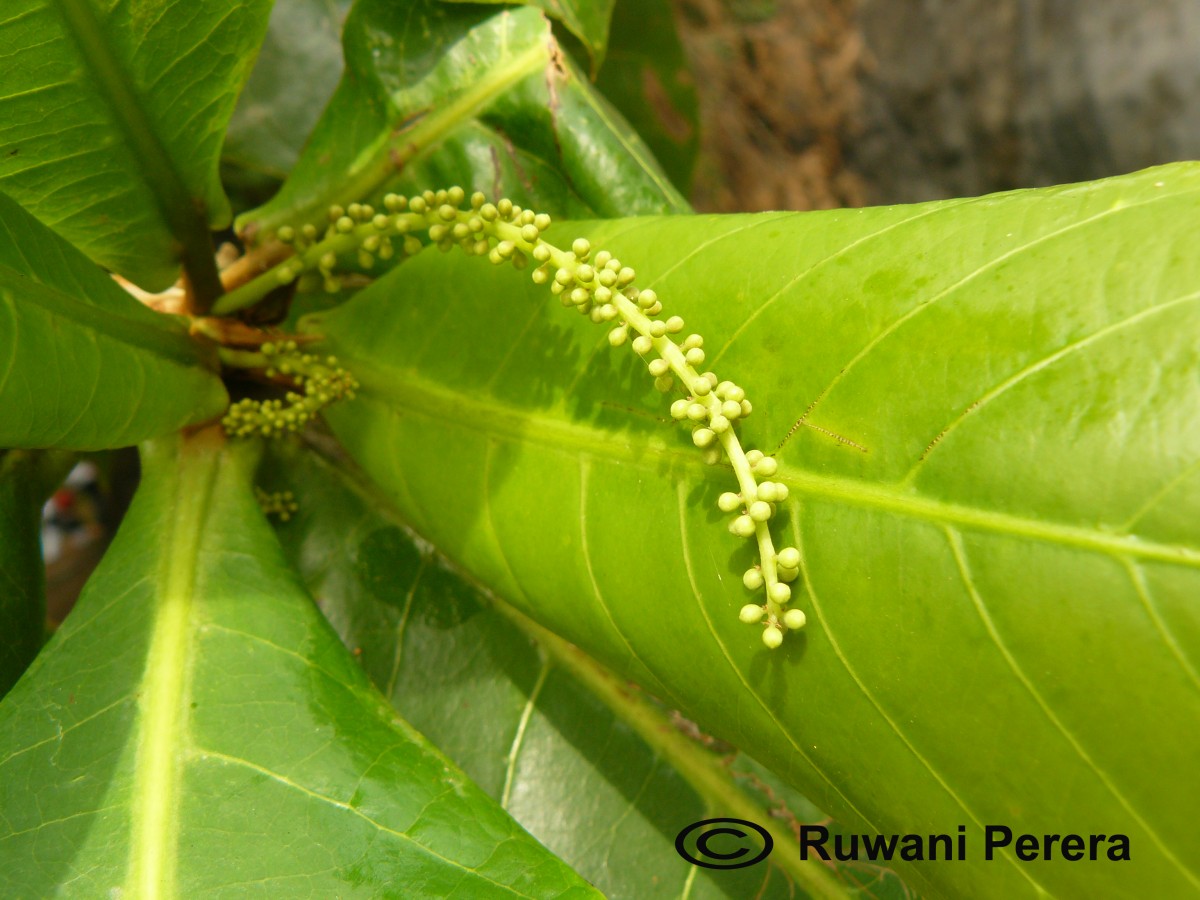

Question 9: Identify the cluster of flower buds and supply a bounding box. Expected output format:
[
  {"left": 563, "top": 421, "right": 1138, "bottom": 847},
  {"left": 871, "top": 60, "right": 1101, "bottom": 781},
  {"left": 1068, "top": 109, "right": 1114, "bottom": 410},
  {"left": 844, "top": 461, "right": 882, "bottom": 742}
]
[
  {"left": 255, "top": 188, "right": 805, "bottom": 648},
  {"left": 254, "top": 487, "right": 299, "bottom": 522},
  {"left": 222, "top": 341, "right": 358, "bottom": 439},
  {"left": 272, "top": 199, "right": 424, "bottom": 293}
]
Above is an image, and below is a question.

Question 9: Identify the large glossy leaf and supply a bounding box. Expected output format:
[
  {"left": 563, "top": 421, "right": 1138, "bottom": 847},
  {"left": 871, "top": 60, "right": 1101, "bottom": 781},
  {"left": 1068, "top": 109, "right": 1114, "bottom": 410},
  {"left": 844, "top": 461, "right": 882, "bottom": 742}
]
[
  {"left": 593, "top": 0, "right": 698, "bottom": 195},
  {"left": 223, "top": 0, "right": 354, "bottom": 182},
  {"left": 307, "top": 164, "right": 1200, "bottom": 899},
  {"left": 262, "top": 440, "right": 907, "bottom": 899},
  {"left": 0, "top": 450, "right": 72, "bottom": 696},
  {"left": 0, "top": 0, "right": 271, "bottom": 290},
  {"left": 239, "top": 0, "right": 688, "bottom": 243},
  {"left": 0, "top": 428, "right": 599, "bottom": 897},
  {"left": 0, "top": 193, "right": 227, "bottom": 450},
  {"left": 442, "top": 0, "right": 616, "bottom": 74}
]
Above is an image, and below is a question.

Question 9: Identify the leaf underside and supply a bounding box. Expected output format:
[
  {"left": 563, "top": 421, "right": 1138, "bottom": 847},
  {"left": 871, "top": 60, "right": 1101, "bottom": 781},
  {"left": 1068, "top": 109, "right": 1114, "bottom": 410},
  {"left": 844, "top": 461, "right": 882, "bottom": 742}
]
[
  {"left": 0, "top": 430, "right": 599, "bottom": 899},
  {"left": 310, "top": 164, "right": 1200, "bottom": 900}
]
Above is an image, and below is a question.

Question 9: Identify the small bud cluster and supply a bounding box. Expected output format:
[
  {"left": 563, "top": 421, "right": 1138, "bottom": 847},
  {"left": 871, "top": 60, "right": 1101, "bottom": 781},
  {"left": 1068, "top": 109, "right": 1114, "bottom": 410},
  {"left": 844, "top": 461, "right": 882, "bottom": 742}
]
[
  {"left": 273, "top": 199, "right": 424, "bottom": 293},
  {"left": 222, "top": 341, "right": 358, "bottom": 439},
  {"left": 257, "top": 188, "right": 805, "bottom": 649},
  {"left": 255, "top": 487, "right": 299, "bottom": 522}
]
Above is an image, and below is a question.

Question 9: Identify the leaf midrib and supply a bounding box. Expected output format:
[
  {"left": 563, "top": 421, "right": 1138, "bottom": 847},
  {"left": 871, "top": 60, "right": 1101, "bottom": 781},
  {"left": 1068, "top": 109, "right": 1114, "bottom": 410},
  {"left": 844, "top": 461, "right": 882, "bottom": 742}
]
[
  {"left": 49, "top": 0, "right": 221, "bottom": 298},
  {"left": 125, "top": 439, "right": 219, "bottom": 898},
  {"left": 346, "top": 362, "right": 1200, "bottom": 569}
]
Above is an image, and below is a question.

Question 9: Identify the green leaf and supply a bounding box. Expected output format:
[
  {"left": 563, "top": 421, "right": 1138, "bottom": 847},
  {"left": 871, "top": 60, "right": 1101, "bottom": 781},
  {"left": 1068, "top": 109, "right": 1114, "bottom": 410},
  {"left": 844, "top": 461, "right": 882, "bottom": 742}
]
[
  {"left": 239, "top": 0, "right": 688, "bottom": 243},
  {"left": 0, "top": 0, "right": 272, "bottom": 291},
  {"left": 593, "top": 0, "right": 698, "bottom": 195},
  {"left": 223, "top": 0, "right": 354, "bottom": 181},
  {"left": 0, "top": 194, "right": 228, "bottom": 450},
  {"left": 440, "top": 0, "right": 616, "bottom": 74},
  {"left": 263, "top": 439, "right": 905, "bottom": 899},
  {"left": 308, "top": 164, "right": 1200, "bottom": 899},
  {"left": 0, "top": 428, "right": 600, "bottom": 898},
  {"left": 0, "top": 450, "right": 73, "bottom": 697}
]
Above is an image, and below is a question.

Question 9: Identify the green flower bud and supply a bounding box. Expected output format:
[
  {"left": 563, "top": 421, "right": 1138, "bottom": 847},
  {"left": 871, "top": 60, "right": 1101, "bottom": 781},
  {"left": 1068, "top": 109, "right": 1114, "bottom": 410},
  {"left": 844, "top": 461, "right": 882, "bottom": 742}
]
[
  {"left": 762, "top": 626, "right": 784, "bottom": 649},
  {"left": 687, "top": 403, "right": 708, "bottom": 421},
  {"left": 757, "top": 482, "right": 779, "bottom": 502},
  {"left": 768, "top": 582, "right": 791, "bottom": 604},
  {"left": 740, "top": 399, "right": 753, "bottom": 417},
  {"left": 632, "top": 335, "right": 653, "bottom": 354},
  {"left": 497, "top": 198, "right": 513, "bottom": 217},
  {"left": 721, "top": 400, "right": 742, "bottom": 420},
  {"left": 598, "top": 269, "right": 617, "bottom": 287},
  {"left": 709, "top": 414, "right": 730, "bottom": 433},
  {"left": 533, "top": 244, "right": 551, "bottom": 263},
  {"left": 532, "top": 267, "right": 550, "bottom": 285},
  {"left": 618, "top": 267, "right": 636, "bottom": 285},
  {"left": 739, "top": 604, "right": 765, "bottom": 624},
  {"left": 637, "top": 288, "right": 657, "bottom": 308},
  {"left": 778, "top": 566, "right": 800, "bottom": 583},
  {"left": 428, "top": 224, "right": 448, "bottom": 242},
  {"left": 648, "top": 358, "right": 670, "bottom": 377},
  {"left": 555, "top": 268, "right": 574, "bottom": 285},
  {"left": 742, "top": 567, "right": 764, "bottom": 590},
  {"left": 496, "top": 240, "right": 515, "bottom": 258},
  {"left": 692, "top": 427, "right": 716, "bottom": 448},
  {"left": 654, "top": 374, "right": 674, "bottom": 393},
  {"left": 609, "top": 326, "right": 629, "bottom": 347},
  {"left": 480, "top": 203, "right": 497, "bottom": 221},
  {"left": 649, "top": 321, "right": 667, "bottom": 338},
  {"left": 576, "top": 264, "right": 595, "bottom": 282},
  {"left": 666, "top": 316, "right": 685, "bottom": 333},
  {"left": 777, "top": 547, "right": 800, "bottom": 569},
  {"left": 692, "top": 379, "right": 711, "bottom": 397},
  {"left": 277, "top": 225, "right": 295, "bottom": 243},
  {"left": 534, "top": 213, "right": 552, "bottom": 231},
  {"left": 748, "top": 500, "right": 773, "bottom": 522},
  {"left": 384, "top": 194, "right": 406, "bottom": 212},
  {"left": 594, "top": 250, "right": 612, "bottom": 267},
  {"left": 783, "top": 609, "right": 807, "bottom": 631},
  {"left": 685, "top": 347, "right": 705, "bottom": 366},
  {"left": 447, "top": 186, "right": 466, "bottom": 205},
  {"left": 730, "top": 514, "right": 755, "bottom": 537},
  {"left": 571, "top": 287, "right": 590, "bottom": 305},
  {"left": 572, "top": 237, "right": 591, "bottom": 259},
  {"left": 718, "top": 492, "right": 742, "bottom": 512},
  {"left": 682, "top": 334, "right": 703, "bottom": 351},
  {"left": 671, "top": 399, "right": 690, "bottom": 419}
]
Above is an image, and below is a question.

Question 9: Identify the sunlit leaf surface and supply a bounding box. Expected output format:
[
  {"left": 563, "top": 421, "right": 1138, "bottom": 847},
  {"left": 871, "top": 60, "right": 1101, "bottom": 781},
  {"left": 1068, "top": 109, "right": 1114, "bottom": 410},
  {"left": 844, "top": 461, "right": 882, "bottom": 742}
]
[{"left": 311, "top": 164, "right": 1200, "bottom": 899}]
